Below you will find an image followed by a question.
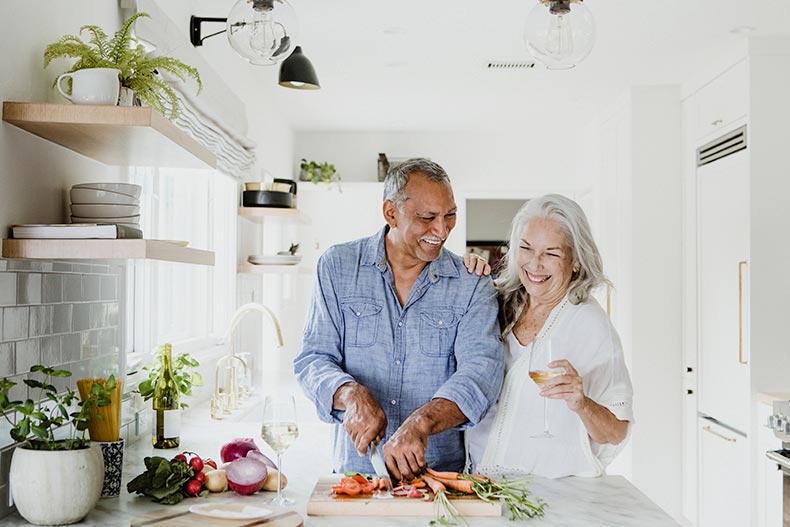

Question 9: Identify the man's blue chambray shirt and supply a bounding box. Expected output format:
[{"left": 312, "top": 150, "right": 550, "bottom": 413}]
[{"left": 294, "top": 226, "right": 504, "bottom": 474}]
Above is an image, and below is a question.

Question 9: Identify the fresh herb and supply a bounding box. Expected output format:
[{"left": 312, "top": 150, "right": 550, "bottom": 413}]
[
  {"left": 127, "top": 456, "right": 207, "bottom": 504},
  {"left": 0, "top": 365, "right": 114, "bottom": 451},
  {"left": 459, "top": 474, "right": 546, "bottom": 520},
  {"left": 135, "top": 348, "right": 203, "bottom": 409}
]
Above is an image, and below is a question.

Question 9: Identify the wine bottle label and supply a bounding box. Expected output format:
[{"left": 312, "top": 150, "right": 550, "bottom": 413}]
[{"left": 162, "top": 409, "right": 181, "bottom": 437}]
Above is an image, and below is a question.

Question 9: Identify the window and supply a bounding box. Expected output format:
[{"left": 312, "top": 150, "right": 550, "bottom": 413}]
[{"left": 126, "top": 167, "right": 237, "bottom": 357}]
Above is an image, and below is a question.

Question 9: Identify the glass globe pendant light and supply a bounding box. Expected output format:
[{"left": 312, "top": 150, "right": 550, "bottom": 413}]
[
  {"left": 226, "top": 0, "right": 299, "bottom": 66},
  {"left": 523, "top": 0, "right": 595, "bottom": 70}
]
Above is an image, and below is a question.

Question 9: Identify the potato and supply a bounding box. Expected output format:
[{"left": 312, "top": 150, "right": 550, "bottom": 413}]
[
  {"left": 204, "top": 469, "right": 228, "bottom": 492},
  {"left": 263, "top": 470, "right": 288, "bottom": 492}
]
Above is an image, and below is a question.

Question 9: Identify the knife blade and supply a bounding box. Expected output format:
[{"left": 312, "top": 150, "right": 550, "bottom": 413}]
[{"left": 369, "top": 442, "right": 394, "bottom": 498}]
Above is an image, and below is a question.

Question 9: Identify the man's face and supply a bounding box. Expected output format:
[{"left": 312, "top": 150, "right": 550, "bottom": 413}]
[{"left": 385, "top": 173, "right": 457, "bottom": 263}]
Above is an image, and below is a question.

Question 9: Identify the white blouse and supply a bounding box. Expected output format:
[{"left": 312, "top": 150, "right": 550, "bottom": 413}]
[{"left": 467, "top": 295, "right": 633, "bottom": 479}]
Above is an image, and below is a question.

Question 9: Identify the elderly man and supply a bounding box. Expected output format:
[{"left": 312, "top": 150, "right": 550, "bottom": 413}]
[{"left": 294, "top": 158, "right": 504, "bottom": 481}]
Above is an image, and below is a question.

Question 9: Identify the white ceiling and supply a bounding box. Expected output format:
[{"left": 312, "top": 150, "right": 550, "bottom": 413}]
[{"left": 190, "top": 0, "right": 790, "bottom": 133}]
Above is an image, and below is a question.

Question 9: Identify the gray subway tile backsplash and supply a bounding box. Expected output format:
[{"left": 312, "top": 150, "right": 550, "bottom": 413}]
[
  {"left": 0, "top": 274, "right": 16, "bottom": 306},
  {"left": 42, "top": 274, "right": 63, "bottom": 303},
  {"left": 29, "top": 305, "right": 52, "bottom": 337},
  {"left": 63, "top": 274, "right": 82, "bottom": 302},
  {"left": 0, "top": 343, "right": 13, "bottom": 377},
  {"left": 14, "top": 339, "right": 39, "bottom": 373},
  {"left": 0, "top": 259, "right": 124, "bottom": 521},
  {"left": 2, "top": 307, "right": 28, "bottom": 341},
  {"left": 16, "top": 273, "right": 41, "bottom": 305}
]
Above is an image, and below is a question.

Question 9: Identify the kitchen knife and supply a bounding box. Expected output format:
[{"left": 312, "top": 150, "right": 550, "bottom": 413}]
[{"left": 369, "top": 442, "right": 394, "bottom": 499}]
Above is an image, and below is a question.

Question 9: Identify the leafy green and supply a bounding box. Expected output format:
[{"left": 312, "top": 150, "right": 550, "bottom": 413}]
[
  {"left": 127, "top": 456, "right": 195, "bottom": 504},
  {"left": 459, "top": 474, "right": 546, "bottom": 520},
  {"left": 134, "top": 347, "right": 203, "bottom": 409},
  {"left": 43, "top": 12, "right": 201, "bottom": 119},
  {"left": 0, "top": 366, "right": 114, "bottom": 450}
]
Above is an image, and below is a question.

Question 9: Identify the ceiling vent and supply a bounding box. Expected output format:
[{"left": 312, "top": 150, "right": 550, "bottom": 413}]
[
  {"left": 697, "top": 125, "right": 747, "bottom": 167},
  {"left": 486, "top": 61, "right": 536, "bottom": 70}
]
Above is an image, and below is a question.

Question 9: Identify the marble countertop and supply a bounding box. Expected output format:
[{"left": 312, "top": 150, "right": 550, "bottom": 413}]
[{"left": 3, "top": 410, "right": 680, "bottom": 527}]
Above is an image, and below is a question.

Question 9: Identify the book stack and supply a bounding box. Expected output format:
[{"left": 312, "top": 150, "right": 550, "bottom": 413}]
[{"left": 11, "top": 224, "right": 143, "bottom": 239}]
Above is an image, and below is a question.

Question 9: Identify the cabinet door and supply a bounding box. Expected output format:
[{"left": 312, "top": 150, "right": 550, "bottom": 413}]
[
  {"left": 699, "top": 418, "right": 749, "bottom": 527},
  {"left": 696, "top": 59, "right": 748, "bottom": 141},
  {"left": 697, "top": 150, "right": 749, "bottom": 432}
]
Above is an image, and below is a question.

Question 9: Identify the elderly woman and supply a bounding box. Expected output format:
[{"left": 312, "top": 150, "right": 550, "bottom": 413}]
[{"left": 466, "top": 194, "right": 633, "bottom": 478}]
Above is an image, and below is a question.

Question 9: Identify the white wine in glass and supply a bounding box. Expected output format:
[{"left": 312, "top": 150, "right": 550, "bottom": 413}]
[
  {"left": 261, "top": 395, "right": 299, "bottom": 506},
  {"left": 528, "top": 338, "right": 563, "bottom": 438}
]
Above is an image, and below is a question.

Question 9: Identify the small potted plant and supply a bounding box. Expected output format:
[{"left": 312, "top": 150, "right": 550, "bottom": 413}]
[
  {"left": 0, "top": 365, "right": 115, "bottom": 525},
  {"left": 43, "top": 12, "right": 202, "bottom": 119},
  {"left": 299, "top": 158, "right": 342, "bottom": 187}
]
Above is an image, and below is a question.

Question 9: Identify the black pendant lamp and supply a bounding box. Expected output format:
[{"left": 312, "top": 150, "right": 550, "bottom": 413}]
[{"left": 279, "top": 46, "right": 320, "bottom": 90}]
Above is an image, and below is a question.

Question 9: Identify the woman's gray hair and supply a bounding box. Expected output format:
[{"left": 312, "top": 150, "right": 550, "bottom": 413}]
[
  {"left": 496, "top": 193, "right": 611, "bottom": 334},
  {"left": 383, "top": 158, "right": 451, "bottom": 209}
]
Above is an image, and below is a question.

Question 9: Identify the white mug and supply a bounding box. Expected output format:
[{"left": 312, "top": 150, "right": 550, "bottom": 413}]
[{"left": 56, "top": 68, "right": 121, "bottom": 105}]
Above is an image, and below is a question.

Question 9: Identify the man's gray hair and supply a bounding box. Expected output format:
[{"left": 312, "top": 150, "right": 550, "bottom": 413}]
[
  {"left": 382, "top": 158, "right": 451, "bottom": 209},
  {"left": 496, "top": 194, "right": 612, "bottom": 334}
]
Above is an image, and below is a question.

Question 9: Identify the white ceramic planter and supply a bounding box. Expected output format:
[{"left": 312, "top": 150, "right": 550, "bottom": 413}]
[{"left": 10, "top": 445, "right": 104, "bottom": 525}]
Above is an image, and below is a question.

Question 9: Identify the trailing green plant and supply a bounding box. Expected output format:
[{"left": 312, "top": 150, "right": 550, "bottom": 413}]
[
  {"left": 43, "top": 12, "right": 202, "bottom": 119},
  {"left": 0, "top": 365, "right": 115, "bottom": 451},
  {"left": 136, "top": 347, "right": 203, "bottom": 409}
]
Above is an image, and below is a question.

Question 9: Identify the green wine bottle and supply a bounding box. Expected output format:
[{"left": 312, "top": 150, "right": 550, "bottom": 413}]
[{"left": 152, "top": 343, "right": 180, "bottom": 449}]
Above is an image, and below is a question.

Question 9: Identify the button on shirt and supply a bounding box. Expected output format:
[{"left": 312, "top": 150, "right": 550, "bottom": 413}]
[{"left": 294, "top": 226, "right": 504, "bottom": 474}]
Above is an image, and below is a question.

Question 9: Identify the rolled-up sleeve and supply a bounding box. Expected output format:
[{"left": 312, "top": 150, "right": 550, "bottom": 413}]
[
  {"left": 294, "top": 250, "right": 355, "bottom": 424},
  {"left": 432, "top": 276, "right": 504, "bottom": 428}
]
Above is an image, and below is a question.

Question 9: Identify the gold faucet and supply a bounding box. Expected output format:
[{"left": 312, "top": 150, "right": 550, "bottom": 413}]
[{"left": 212, "top": 303, "right": 284, "bottom": 419}]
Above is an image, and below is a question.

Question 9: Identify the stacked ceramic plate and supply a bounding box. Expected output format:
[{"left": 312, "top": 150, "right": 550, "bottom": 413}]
[
  {"left": 70, "top": 183, "right": 142, "bottom": 228},
  {"left": 248, "top": 254, "right": 302, "bottom": 266}
]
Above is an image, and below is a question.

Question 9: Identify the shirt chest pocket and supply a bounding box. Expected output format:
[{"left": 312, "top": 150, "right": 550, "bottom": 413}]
[
  {"left": 419, "top": 308, "right": 463, "bottom": 357},
  {"left": 342, "top": 300, "right": 383, "bottom": 347}
]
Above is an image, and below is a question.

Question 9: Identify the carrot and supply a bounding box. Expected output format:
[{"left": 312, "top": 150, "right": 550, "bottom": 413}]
[
  {"left": 426, "top": 468, "right": 461, "bottom": 480},
  {"left": 434, "top": 477, "right": 475, "bottom": 494},
  {"left": 410, "top": 478, "right": 426, "bottom": 488},
  {"left": 421, "top": 474, "right": 447, "bottom": 496}
]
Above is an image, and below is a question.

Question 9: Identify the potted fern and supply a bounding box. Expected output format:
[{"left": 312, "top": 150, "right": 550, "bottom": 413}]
[{"left": 43, "top": 12, "right": 201, "bottom": 119}]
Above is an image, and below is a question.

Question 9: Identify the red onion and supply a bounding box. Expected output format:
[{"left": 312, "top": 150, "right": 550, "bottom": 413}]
[
  {"left": 246, "top": 449, "right": 278, "bottom": 470},
  {"left": 220, "top": 438, "right": 261, "bottom": 463},
  {"left": 225, "top": 458, "right": 268, "bottom": 495}
]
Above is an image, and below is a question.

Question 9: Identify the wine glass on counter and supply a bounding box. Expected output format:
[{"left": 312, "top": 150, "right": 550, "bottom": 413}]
[
  {"left": 528, "top": 338, "right": 563, "bottom": 438},
  {"left": 261, "top": 395, "right": 299, "bottom": 506}
]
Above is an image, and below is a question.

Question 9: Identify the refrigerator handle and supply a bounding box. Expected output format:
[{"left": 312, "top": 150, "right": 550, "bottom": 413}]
[{"left": 738, "top": 260, "right": 748, "bottom": 365}]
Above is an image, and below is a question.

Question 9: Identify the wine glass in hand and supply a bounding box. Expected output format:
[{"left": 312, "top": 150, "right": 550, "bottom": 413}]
[
  {"left": 528, "top": 339, "right": 563, "bottom": 438},
  {"left": 261, "top": 395, "right": 299, "bottom": 506}
]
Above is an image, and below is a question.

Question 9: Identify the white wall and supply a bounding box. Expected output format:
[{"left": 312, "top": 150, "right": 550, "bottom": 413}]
[{"left": 0, "top": 2, "right": 126, "bottom": 232}]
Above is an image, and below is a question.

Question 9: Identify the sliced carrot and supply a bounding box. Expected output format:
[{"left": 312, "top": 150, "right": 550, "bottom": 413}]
[
  {"left": 351, "top": 474, "right": 369, "bottom": 485},
  {"left": 410, "top": 478, "right": 426, "bottom": 488}
]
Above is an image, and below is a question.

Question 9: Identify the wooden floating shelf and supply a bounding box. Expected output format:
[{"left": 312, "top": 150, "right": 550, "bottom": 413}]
[
  {"left": 2, "top": 102, "right": 216, "bottom": 168},
  {"left": 2, "top": 239, "right": 214, "bottom": 266},
  {"left": 237, "top": 262, "right": 310, "bottom": 274},
  {"left": 238, "top": 207, "right": 308, "bottom": 224}
]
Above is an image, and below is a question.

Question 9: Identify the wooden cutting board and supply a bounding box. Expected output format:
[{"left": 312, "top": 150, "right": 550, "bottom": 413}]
[
  {"left": 306, "top": 477, "right": 501, "bottom": 517},
  {"left": 130, "top": 504, "right": 303, "bottom": 527}
]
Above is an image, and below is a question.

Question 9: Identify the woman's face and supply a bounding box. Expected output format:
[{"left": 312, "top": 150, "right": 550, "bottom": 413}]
[{"left": 516, "top": 216, "right": 578, "bottom": 306}]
